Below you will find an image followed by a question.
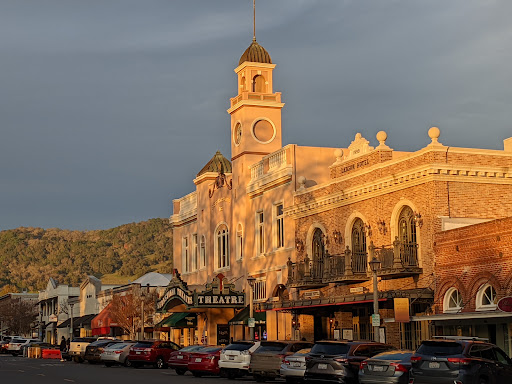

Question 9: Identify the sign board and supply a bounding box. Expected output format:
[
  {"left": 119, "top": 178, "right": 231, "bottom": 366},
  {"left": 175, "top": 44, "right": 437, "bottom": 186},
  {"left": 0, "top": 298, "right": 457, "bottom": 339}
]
[
  {"left": 248, "top": 317, "right": 255, "bottom": 328},
  {"left": 371, "top": 314, "right": 381, "bottom": 327},
  {"left": 394, "top": 298, "right": 410, "bottom": 323},
  {"left": 342, "top": 328, "right": 353, "bottom": 341},
  {"left": 304, "top": 291, "right": 320, "bottom": 299},
  {"left": 349, "top": 287, "right": 364, "bottom": 294},
  {"left": 217, "top": 324, "right": 230, "bottom": 345},
  {"left": 498, "top": 297, "right": 512, "bottom": 313},
  {"left": 49, "top": 314, "right": 58, "bottom": 322},
  {"left": 379, "top": 327, "right": 386, "bottom": 344}
]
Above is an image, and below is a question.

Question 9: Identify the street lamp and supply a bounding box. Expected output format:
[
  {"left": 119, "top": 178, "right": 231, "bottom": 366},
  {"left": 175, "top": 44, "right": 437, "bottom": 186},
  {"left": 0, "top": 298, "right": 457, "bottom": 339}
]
[
  {"left": 369, "top": 256, "right": 381, "bottom": 343},
  {"left": 247, "top": 276, "right": 256, "bottom": 341}
]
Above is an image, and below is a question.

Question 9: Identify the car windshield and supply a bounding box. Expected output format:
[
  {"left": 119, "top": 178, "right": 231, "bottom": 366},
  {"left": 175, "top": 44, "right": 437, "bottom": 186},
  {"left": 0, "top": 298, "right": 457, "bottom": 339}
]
[
  {"left": 417, "top": 341, "right": 464, "bottom": 356},
  {"left": 107, "top": 343, "right": 129, "bottom": 350},
  {"left": 295, "top": 348, "right": 311, "bottom": 355},
  {"left": 255, "top": 342, "right": 288, "bottom": 353},
  {"left": 310, "top": 343, "right": 350, "bottom": 355},
  {"left": 200, "top": 346, "right": 223, "bottom": 353},
  {"left": 133, "top": 341, "right": 154, "bottom": 348},
  {"left": 224, "top": 342, "right": 254, "bottom": 351},
  {"left": 180, "top": 345, "right": 205, "bottom": 352},
  {"left": 372, "top": 351, "right": 414, "bottom": 361}
]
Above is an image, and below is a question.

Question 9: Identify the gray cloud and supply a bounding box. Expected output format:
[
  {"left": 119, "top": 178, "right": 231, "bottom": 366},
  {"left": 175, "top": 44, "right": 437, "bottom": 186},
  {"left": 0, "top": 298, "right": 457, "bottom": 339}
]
[{"left": 1, "top": 0, "right": 511, "bottom": 230}]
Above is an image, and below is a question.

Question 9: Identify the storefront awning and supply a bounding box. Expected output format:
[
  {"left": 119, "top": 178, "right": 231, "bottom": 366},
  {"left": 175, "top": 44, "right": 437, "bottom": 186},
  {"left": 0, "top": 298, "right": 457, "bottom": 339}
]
[
  {"left": 57, "top": 318, "right": 71, "bottom": 329},
  {"left": 155, "top": 312, "right": 197, "bottom": 329},
  {"left": 391, "top": 310, "right": 512, "bottom": 323},
  {"left": 228, "top": 306, "right": 266, "bottom": 325}
]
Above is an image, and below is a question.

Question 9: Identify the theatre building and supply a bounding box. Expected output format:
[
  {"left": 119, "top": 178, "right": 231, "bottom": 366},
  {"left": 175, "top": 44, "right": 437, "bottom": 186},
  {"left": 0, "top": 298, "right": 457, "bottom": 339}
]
[{"left": 167, "top": 32, "right": 512, "bottom": 346}]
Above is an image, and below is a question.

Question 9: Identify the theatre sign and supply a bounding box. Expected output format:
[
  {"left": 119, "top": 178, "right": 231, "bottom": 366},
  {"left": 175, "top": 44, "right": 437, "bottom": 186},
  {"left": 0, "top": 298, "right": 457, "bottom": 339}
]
[{"left": 157, "top": 271, "right": 246, "bottom": 312}]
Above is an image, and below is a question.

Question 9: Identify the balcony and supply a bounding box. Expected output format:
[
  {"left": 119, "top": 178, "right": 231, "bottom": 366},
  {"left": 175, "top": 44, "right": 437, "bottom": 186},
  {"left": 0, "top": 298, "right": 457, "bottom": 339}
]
[
  {"left": 286, "top": 247, "right": 369, "bottom": 288},
  {"left": 372, "top": 238, "right": 422, "bottom": 279}
]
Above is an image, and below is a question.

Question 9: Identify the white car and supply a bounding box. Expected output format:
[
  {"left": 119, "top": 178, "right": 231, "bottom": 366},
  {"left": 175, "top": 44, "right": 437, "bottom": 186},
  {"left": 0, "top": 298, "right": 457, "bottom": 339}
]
[
  {"left": 7, "top": 338, "right": 38, "bottom": 356},
  {"left": 219, "top": 341, "right": 261, "bottom": 379},
  {"left": 280, "top": 348, "right": 312, "bottom": 383},
  {"left": 100, "top": 342, "right": 136, "bottom": 367}
]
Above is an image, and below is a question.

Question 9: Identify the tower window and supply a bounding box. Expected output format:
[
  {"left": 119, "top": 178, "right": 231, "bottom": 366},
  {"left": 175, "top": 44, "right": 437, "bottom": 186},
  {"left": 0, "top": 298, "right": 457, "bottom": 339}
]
[{"left": 252, "top": 75, "right": 266, "bottom": 92}]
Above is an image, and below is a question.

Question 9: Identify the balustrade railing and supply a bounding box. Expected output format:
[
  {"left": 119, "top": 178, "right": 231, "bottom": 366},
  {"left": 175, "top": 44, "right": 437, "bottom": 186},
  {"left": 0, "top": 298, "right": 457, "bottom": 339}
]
[{"left": 268, "top": 148, "right": 287, "bottom": 170}]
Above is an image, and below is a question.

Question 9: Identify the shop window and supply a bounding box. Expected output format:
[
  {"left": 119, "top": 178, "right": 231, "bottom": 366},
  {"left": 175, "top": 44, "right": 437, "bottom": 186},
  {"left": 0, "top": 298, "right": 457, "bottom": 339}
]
[
  {"left": 398, "top": 206, "right": 418, "bottom": 266},
  {"left": 351, "top": 219, "right": 367, "bottom": 273},
  {"left": 476, "top": 284, "right": 498, "bottom": 311},
  {"left": 443, "top": 287, "right": 463, "bottom": 313},
  {"left": 215, "top": 224, "right": 229, "bottom": 270}
]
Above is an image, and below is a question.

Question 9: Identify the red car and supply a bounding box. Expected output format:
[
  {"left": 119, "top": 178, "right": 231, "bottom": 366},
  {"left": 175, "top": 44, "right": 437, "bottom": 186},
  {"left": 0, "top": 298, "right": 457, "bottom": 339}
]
[
  {"left": 127, "top": 340, "right": 180, "bottom": 369},
  {"left": 168, "top": 345, "right": 209, "bottom": 375},
  {"left": 187, "top": 346, "right": 224, "bottom": 377}
]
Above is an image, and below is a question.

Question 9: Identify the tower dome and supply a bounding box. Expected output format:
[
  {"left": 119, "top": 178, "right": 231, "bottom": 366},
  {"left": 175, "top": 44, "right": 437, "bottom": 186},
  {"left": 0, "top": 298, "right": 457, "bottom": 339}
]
[
  {"left": 197, "top": 151, "right": 232, "bottom": 177},
  {"left": 239, "top": 39, "right": 272, "bottom": 66}
]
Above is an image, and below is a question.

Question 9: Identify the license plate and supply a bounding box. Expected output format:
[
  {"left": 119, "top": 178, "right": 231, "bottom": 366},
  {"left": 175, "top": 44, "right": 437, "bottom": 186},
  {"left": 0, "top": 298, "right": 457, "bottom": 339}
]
[
  {"left": 372, "top": 365, "right": 384, "bottom": 372},
  {"left": 136, "top": 351, "right": 141, "bottom": 355},
  {"left": 429, "top": 362, "right": 440, "bottom": 369},
  {"left": 229, "top": 356, "right": 235, "bottom": 360},
  {"left": 292, "top": 362, "right": 301, "bottom": 367},
  {"left": 195, "top": 358, "right": 202, "bottom": 362},
  {"left": 177, "top": 355, "right": 183, "bottom": 359},
  {"left": 317, "top": 363, "right": 328, "bottom": 370}
]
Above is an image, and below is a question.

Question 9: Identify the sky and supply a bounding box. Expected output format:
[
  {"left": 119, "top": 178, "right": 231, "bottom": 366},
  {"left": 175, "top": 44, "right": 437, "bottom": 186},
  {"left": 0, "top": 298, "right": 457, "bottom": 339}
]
[{"left": 1, "top": 0, "right": 511, "bottom": 231}]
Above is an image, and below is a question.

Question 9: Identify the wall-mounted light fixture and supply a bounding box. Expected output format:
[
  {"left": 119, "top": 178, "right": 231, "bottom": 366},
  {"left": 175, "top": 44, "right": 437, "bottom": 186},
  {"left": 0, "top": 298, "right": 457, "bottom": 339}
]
[
  {"left": 332, "top": 230, "right": 342, "bottom": 244},
  {"left": 295, "top": 239, "right": 304, "bottom": 253},
  {"left": 377, "top": 219, "right": 387, "bottom": 235},
  {"left": 413, "top": 212, "right": 423, "bottom": 228}
]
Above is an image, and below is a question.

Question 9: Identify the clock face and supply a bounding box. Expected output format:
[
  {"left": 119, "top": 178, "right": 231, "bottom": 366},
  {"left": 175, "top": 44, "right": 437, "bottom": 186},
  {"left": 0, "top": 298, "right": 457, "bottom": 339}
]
[{"left": 234, "top": 123, "right": 242, "bottom": 145}]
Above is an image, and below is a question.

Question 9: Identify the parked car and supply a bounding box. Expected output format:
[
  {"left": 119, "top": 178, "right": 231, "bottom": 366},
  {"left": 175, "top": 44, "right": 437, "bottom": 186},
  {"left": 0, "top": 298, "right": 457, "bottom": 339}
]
[
  {"left": 69, "top": 337, "right": 97, "bottom": 363},
  {"left": 84, "top": 338, "right": 122, "bottom": 364},
  {"left": 304, "top": 340, "right": 392, "bottom": 384},
  {"left": 0, "top": 337, "right": 14, "bottom": 354},
  {"left": 219, "top": 340, "right": 261, "bottom": 379},
  {"left": 100, "top": 342, "right": 136, "bottom": 367},
  {"left": 280, "top": 348, "right": 312, "bottom": 384},
  {"left": 250, "top": 341, "right": 313, "bottom": 382},
  {"left": 188, "top": 346, "right": 224, "bottom": 377},
  {"left": 8, "top": 338, "right": 39, "bottom": 356},
  {"left": 358, "top": 350, "right": 413, "bottom": 384},
  {"left": 409, "top": 336, "right": 512, "bottom": 384},
  {"left": 168, "top": 345, "right": 208, "bottom": 375},
  {"left": 127, "top": 340, "right": 180, "bottom": 369}
]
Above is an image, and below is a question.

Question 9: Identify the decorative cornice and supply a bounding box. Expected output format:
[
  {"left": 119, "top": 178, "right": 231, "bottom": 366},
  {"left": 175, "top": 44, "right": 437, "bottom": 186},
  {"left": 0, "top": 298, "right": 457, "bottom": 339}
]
[
  {"left": 288, "top": 163, "right": 512, "bottom": 219},
  {"left": 231, "top": 151, "right": 270, "bottom": 162},
  {"left": 227, "top": 99, "right": 284, "bottom": 114}
]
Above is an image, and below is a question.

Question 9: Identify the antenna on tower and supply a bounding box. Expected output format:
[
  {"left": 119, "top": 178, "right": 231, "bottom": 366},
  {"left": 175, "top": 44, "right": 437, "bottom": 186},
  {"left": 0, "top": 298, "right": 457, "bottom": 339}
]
[{"left": 253, "top": 0, "right": 256, "bottom": 41}]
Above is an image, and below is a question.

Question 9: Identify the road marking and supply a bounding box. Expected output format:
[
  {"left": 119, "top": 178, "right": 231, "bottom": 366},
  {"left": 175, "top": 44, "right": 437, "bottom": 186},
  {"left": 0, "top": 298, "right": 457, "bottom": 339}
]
[
  {"left": 64, "top": 379, "right": 75, "bottom": 383},
  {"left": 18, "top": 369, "right": 25, "bottom": 372},
  {"left": 38, "top": 374, "right": 46, "bottom": 376}
]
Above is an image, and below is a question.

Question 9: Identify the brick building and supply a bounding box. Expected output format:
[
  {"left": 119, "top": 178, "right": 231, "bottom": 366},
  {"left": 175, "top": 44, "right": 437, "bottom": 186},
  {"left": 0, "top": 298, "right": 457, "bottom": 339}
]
[
  {"left": 258, "top": 130, "right": 512, "bottom": 349},
  {"left": 430, "top": 217, "right": 512, "bottom": 355}
]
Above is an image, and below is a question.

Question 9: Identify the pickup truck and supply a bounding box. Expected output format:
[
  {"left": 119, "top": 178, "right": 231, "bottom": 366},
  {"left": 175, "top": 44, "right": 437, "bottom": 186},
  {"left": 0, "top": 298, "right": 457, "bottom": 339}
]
[{"left": 69, "top": 337, "right": 97, "bottom": 362}]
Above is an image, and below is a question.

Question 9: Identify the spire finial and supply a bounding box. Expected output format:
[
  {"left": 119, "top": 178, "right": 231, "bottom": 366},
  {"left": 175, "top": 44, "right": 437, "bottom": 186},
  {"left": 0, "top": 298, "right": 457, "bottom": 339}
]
[{"left": 253, "top": 0, "right": 256, "bottom": 41}]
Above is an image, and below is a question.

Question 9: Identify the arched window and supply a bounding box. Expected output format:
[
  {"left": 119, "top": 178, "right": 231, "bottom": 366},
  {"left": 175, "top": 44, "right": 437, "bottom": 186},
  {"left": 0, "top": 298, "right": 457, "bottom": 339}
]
[
  {"left": 443, "top": 288, "right": 463, "bottom": 313},
  {"left": 216, "top": 224, "right": 229, "bottom": 269},
  {"left": 398, "top": 206, "right": 418, "bottom": 266},
  {"left": 311, "top": 228, "right": 325, "bottom": 279},
  {"left": 252, "top": 75, "right": 266, "bottom": 92},
  {"left": 476, "top": 284, "right": 498, "bottom": 311},
  {"left": 351, "top": 218, "right": 367, "bottom": 273}
]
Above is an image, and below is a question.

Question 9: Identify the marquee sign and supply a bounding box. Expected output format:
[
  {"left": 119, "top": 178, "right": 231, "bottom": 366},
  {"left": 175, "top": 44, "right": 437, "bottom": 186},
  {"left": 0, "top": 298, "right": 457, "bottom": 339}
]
[
  {"left": 157, "top": 271, "right": 246, "bottom": 312},
  {"left": 498, "top": 297, "right": 512, "bottom": 313}
]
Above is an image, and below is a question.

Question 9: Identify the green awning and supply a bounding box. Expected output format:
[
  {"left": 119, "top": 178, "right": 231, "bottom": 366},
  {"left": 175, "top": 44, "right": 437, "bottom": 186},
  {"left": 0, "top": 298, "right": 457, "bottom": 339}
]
[
  {"left": 228, "top": 306, "right": 266, "bottom": 325},
  {"left": 155, "top": 312, "right": 197, "bottom": 329}
]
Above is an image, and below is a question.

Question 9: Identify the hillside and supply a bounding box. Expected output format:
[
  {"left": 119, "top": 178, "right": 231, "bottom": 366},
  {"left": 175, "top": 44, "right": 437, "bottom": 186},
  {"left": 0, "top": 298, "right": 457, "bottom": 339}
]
[{"left": 0, "top": 218, "right": 173, "bottom": 291}]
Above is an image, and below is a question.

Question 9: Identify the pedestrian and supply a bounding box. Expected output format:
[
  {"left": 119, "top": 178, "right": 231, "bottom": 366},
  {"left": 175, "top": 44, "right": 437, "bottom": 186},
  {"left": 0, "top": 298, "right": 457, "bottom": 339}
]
[{"left": 59, "top": 336, "right": 66, "bottom": 362}]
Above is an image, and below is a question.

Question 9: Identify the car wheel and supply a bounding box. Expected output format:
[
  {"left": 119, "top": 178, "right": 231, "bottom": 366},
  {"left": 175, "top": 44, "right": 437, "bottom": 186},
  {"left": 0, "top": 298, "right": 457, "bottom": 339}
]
[
  {"left": 176, "top": 368, "right": 187, "bottom": 375},
  {"left": 124, "top": 359, "right": 132, "bottom": 368},
  {"left": 478, "top": 378, "right": 488, "bottom": 384},
  {"left": 192, "top": 371, "right": 203, "bottom": 377},
  {"left": 285, "top": 378, "right": 297, "bottom": 384},
  {"left": 254, "top": 374, "right": 266, "bottom": 382},
  {"left": 104, "top": 362, "right": 114, "bottom": 367},
  {"left": 227, "top": 370, "right": 236, "bottom": 380},
  {"left": 156, "top": 357, "right": 167, "bottom": 369}
]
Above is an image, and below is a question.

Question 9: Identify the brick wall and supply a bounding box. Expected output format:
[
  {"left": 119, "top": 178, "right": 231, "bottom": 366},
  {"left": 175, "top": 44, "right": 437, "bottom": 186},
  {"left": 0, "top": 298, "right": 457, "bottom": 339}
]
[{"left": 433, "top": 217, "right": 512, "bottom": 313}]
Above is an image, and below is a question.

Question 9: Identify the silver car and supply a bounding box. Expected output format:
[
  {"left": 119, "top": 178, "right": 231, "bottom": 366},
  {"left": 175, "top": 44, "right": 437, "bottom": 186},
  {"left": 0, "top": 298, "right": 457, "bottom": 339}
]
[
  {"left": 280, "top": 348, "right": 311, "bottom": 383},
  {"left": 100, "top": 342, "right": 136, "bottom": 367}
]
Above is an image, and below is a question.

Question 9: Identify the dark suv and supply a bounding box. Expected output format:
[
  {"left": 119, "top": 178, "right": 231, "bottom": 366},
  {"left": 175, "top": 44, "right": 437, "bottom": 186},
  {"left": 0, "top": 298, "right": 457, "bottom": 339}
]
[
  {"left": 127, "top": 340, "right": 180, "bottom": 369},
  {"left": 304, "top": 340, "right": 392, "bottom": 383},
  {"left": 409, "top": 337, "right": 512, "bottom": 384}
]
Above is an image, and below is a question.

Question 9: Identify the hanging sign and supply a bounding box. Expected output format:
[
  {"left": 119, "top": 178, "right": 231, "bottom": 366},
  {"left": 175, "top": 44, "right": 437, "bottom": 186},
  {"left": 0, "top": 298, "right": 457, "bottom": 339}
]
[
  {"left": 498, "top": 297, "right": 512, "bottom": 313},
  {"left": 394, "top": 298, "right": 410, "bottom": 323}
]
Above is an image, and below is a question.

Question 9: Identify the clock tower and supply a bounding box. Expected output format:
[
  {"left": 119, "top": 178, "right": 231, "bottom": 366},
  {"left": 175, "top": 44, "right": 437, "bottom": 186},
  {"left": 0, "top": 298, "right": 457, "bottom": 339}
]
[{"left": 227, "top": 39, "right": 284, "bottom": 161}]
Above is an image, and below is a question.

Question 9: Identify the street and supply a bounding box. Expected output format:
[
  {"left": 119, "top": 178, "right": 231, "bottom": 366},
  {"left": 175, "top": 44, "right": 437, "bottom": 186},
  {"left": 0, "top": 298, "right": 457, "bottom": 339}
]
[{"left": 0, "top": 355, "right": 260, "bottom": 384}]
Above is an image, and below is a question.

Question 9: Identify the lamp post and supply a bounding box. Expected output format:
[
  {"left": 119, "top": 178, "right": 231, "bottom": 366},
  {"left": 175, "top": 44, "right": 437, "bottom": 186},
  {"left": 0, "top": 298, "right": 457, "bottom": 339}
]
[
  {"left": 369, "top": 256, "right": 381, "bottom": 343},
  {"left": 247, "top": 276, "right": 256, "bottom": 341}
]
